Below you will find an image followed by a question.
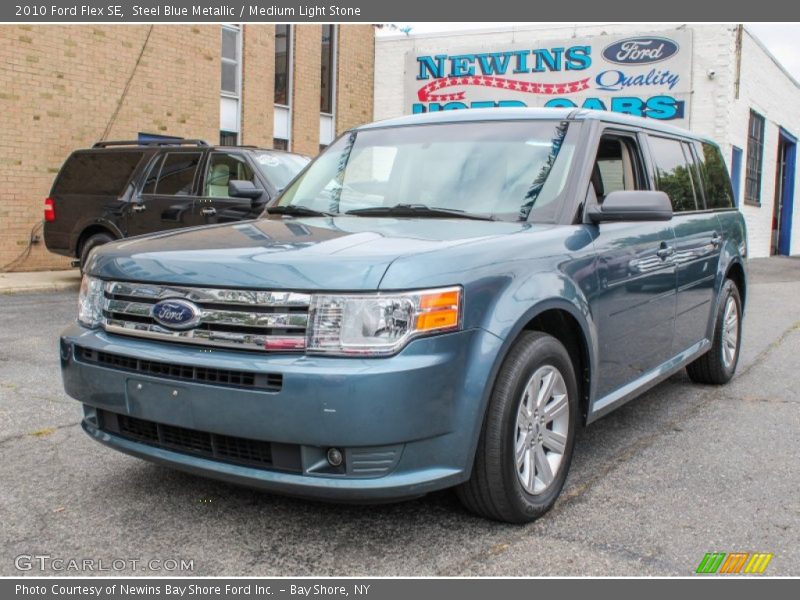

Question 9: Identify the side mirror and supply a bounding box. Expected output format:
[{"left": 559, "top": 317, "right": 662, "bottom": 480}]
[
  {"left": 228, "top": 179, "right": 264, "bottom": 199},
  {"left": 587, "top": 190, "right": 673, "bottom": 223}
]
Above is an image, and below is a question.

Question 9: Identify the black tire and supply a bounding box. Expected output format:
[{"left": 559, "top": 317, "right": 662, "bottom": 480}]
[
  {"left": 686, "top": 278, "right": 742, "bottom": 385},
  {"left": 457, "top": 331, "right": 578, "bottom": 523},
  {"left": 79, "top": 232, "right": 113, "bottom": 273}
]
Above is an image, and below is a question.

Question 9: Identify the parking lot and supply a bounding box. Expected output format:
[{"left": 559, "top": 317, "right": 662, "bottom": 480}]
[{"left": 1, "top": 257, "right": 799, "bottom": 576}]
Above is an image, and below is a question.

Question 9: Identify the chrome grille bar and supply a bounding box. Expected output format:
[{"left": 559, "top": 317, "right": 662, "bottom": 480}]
[
  {"left": 101, "top": 281, "right": 310, "bottom": 352},
  {"left": 105, "top": 281, "right": 311, "bottom": 307},
  {"left": 105, "top": 299, "right": 309, "bottom": 329}
]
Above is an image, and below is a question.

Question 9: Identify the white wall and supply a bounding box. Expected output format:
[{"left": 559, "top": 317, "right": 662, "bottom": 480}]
[
  {"left": 728, "top": 29, "right": 800, "bottom": 257},
  {"left": 375, "top": 23, "right": 800, "bottom": 258}
]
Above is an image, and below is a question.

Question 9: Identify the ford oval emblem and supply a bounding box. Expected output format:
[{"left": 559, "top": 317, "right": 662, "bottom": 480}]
[
  {"left": 602, "top": 37, "right": 679, "bottom": 65},
  {"left": 151, "top": 298, "right": 201, "bottom": 330}
]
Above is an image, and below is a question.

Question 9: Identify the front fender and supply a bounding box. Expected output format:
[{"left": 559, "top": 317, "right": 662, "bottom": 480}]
[{"left": 483, "top": 275, "right": 599, "bottom": 412}]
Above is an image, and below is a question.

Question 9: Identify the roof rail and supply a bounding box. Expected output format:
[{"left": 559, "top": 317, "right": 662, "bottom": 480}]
[{"left": 92, "top": 139, "right": 210, "bottom": 148}]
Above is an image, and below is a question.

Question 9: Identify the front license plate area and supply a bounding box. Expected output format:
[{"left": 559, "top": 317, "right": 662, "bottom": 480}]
[{"left": 125, "top": 379, "right": 194, "bottom": 428}]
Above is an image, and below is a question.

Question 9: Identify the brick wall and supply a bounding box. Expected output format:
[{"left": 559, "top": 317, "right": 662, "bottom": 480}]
[
  {"left": 0, "top": 24, "right": 220, "bottom": 271},
  {"left": 0, "top": 24, "right": 375, "bottom": 271},
  {"left": 336, "top": 25, "right": 375, "bottom": 132},
  {"left": 289, "top": 25, "right": 322, "bottom": 157},
  {"left": 240, "top": 25, "right": 275, "bottom": 148}
]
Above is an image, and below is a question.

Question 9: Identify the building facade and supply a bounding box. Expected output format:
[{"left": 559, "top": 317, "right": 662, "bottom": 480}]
[
  {"left": 375, "top": 24, "right": 800, "bottom": 258},
  {"left": 0, "top": 24, "right": 374, "bottom": 271}
]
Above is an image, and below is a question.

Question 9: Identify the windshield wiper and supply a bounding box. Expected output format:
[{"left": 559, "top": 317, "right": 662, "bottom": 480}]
[
  {"left": 346, "top": 204, "right": 495, "bottom": 221},
  {"left": 266, "top": 205, "right": 335, "bottom": 217}
]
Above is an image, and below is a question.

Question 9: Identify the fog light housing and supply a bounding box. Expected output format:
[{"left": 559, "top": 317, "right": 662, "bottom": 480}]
[{"left": 326, "top": 447, "right": 343, "bottom": 467}]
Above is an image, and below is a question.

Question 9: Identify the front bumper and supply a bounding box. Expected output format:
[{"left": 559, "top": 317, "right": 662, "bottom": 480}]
[{"left": 60, "top": 323, "right": 503, "bottom": 501}]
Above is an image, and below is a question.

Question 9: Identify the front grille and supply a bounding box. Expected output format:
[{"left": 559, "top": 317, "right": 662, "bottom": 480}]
[
  {"left": 99, "top": 411, "right": 302, "bottom": 472},
  {"left": 100, "top": 281, "right": 311, "bottom": 352},
  {"left": 76, "top": 346, "right": 282, "bottom": 392}
]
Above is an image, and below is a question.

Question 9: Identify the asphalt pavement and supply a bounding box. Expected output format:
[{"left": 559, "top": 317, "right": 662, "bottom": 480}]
[{"left": 1, "top": 258, "right": 799, "bottom": 576}]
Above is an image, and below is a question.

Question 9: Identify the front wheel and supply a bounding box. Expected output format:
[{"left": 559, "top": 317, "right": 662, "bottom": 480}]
[
  {"left": 686, "top": 278, "right": 742, "bottom": 385},
  {"left": 457, "top": 332, "right": 578, "bottom": 523}
]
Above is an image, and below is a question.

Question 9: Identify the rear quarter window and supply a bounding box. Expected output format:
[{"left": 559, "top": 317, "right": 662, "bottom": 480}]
[
  {"left": 697, "top": 142, "right": 735, "bottom": 209},
  {"left": 647, "top": 135, "right": 699, "bottom": 213},
  {"left": 54, "top": 151, "right": 144, "bottom": 196}
]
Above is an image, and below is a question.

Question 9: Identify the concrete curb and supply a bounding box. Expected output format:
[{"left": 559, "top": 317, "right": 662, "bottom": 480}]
[{"left": 0, "top": 270, "right": 81, "bottom": 295}]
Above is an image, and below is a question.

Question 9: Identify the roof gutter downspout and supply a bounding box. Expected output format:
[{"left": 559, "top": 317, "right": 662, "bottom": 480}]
[{"left": 734, "top": 24, "right": 743, "bottom": 100}]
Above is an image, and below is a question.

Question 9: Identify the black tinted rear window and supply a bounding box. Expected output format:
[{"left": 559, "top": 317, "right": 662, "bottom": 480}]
[
  {"left": 54, "top": 151, "right": 144, "bottom": 196},
  {"left": 697, "top": 142, "right": 735, "bottom": 209},
  {"left": 648, "top": 136, "right": 698, "bottom": 213}
]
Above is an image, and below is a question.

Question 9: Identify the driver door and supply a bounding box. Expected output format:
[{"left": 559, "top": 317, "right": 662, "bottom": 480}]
[{"left": 195, "top": 152, "right": 269, "bottom": 224}]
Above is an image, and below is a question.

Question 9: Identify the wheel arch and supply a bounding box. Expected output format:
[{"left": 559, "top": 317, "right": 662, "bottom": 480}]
[
  {"left": 487, "top": 299, "right": 595, "bottom": 426},
  {"left": 725, "top": 259, "right": 747, "bottom": 312},
  {"left": 75, "top": 223, "right": 119, "bottom": 258}
]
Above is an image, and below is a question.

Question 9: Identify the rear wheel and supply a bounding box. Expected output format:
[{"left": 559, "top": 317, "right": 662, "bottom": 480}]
[
  {"left": 457, "top": 332, "right": 578, "bottom": 523},
  {"left": 686, "top": 278, "right": 742, "bottom": 384},
  {"left": 79, "top": 232, "right": 113, "bottom": 273}
]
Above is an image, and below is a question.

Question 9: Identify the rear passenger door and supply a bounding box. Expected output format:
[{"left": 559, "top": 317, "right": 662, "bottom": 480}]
[
  {"left": 127, "top": 151, "right": 204, "bottom": 237},
  {"left": 195, "top": 151, "right": 269, "bottom": 225},
  {"left": 646, "top": 136, "right": 722, "bottom": 354},
  {"left": 587, "top": 130, "right": 677, "bottom": 400}
]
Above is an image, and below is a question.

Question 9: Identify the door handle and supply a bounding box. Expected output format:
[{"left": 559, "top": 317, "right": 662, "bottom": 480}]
[
  {"left": 131, "top": 203, "right": 146, "bottom": 213},
  {"left": 656, "top": 244, "right": 675, "bottom": 260},
  {"left": 710, "top": 233, "right": 723, "bottom": 248},
  {"left": 201, "top": 207, "right": 217, "bottom": 216}
]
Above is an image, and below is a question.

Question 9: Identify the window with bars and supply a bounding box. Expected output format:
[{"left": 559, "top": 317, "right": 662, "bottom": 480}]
[{"left": 744, "top": 110, "right": 765, "bottom": 206}]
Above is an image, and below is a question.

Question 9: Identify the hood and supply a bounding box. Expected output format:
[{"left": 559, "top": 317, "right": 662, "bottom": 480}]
[{"left": 87, "top": 216, "right": 537, "bottom": 290}]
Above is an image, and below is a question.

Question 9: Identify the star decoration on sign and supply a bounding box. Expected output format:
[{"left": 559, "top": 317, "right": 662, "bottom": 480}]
[{"left": 417, "top": 76, "right": 592, "bottom": 102}]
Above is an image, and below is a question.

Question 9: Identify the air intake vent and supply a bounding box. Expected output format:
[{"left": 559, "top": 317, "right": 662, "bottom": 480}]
[
  {"left": 76, "top": 347, "right": 282, "bottom": 392},
  {"left": 100, "top": 411, "right": 301, "bottom": 472}
]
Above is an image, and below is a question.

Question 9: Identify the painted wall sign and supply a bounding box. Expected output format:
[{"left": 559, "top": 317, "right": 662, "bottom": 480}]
[
  {"left": 601, "top": 36, "right": 680, "bottom": 65},
  {"left": 403, "top": 30, "right": 692, "bottom": 125}
]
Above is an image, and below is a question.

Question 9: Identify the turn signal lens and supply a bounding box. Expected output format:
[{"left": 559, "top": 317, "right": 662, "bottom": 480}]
[
  {"left": 419, "top": 289, "right": 460, "bottom": 310},
  {"left": 416, "top": 309, "right": 459, "bottom": 331},
  {"left": 416, "top": 289, "right": 461, "bottom": 332}
]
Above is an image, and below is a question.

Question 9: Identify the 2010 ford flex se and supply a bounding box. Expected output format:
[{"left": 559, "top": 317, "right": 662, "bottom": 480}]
[{"left": 60, "top": 108, "right": 747, "bottom": 523}]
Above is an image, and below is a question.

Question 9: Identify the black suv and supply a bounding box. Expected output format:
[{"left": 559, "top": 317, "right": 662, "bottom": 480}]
[{"left": 44, "top": 139, "right": 310, "bottom": 268}]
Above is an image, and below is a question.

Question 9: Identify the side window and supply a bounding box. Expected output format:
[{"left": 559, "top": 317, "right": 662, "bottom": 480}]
[
  {"left": 204, "top": 153, "right": 255, "bottom": 198},
  {"left": 142, "top": 155, "right": 164, "bottom": 195},
  {"left": 144, "top": 152, "right": 201, "bottom": 196},
  {"left": 590, "top": 134, "right": 643, "bottom": 201},
  {"left": 696, "top": 142, "right": 735, "bottom": 209},
  {"left": 683, "top": 141, "right": 706, "bottom": 210},
  {"left": 54, "top": 151, "right": 144, "bottom": 196},
  {"left": 648, "top": 136, "right": 698, "bottom": 212}
]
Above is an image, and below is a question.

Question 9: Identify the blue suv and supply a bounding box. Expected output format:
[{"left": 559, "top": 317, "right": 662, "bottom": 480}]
[{"left": 60, "top": 108, "right": 747, "bottom": 523}]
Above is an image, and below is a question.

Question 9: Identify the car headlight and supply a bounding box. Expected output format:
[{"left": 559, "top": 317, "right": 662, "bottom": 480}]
[
  {"left": 78, "top": 275, "right": 104, "bottom": 328},
  {"left": 307, "top": 286, "right": 462, "bottom": 356}
]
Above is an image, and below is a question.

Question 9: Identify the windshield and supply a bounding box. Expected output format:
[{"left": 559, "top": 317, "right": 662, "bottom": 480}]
[
  {"left": 252, "top": 151, "right": 310, "bottom": 191},
  {"left": 275, "top": 120, "right": 577, "bottom": 222}
]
